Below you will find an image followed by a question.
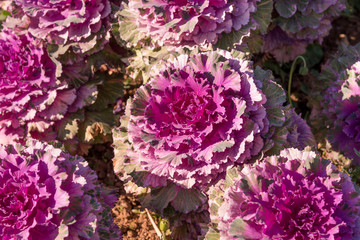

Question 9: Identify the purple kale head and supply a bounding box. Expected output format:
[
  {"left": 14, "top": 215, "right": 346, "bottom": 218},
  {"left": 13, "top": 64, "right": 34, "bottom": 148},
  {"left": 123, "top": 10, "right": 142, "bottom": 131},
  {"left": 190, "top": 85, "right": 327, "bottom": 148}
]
[
  {"left": 0, "top": 29, "right": 94, "bottom": 144},
  {"left": 116, "top": 51, "right": 271, "bottom": 190},
  {"left": 207, "top": 148, "right": 360, "bottom": 239},
  {"left": 119, "top": 0, "right": 261, "bottom": 47},
  {"left": 322, "top": 60, "right": 360, "bottom": 163},
  {"left": 114, "top": 50, "right": 315, "bottom": 190},
  {"left": 0, "top": 141, "right": 121, "bottom": 239},
  {"left": 14, "top": 0, "right": 111, "bottom": 55},
  {"left": 263, "top": 0, "right": 346, "bottom": 62}
]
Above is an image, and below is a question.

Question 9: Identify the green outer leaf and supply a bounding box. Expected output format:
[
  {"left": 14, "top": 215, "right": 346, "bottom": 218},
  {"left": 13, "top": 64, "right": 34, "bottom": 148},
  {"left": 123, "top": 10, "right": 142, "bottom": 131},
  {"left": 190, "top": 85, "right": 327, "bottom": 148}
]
[
  {"left": 117, "top": 5, "right": 148, "bottom": 46},
  {"left": 112, "top": 100, "right": 132, "bottom": 174},
  {"left": 229, "top": 218, "right": 263, "bottom": 239},
  {"left": 266, "top": 108, "right": 285, "bottom": 127},
  {"left": 302, "top": 44, "right": 323, "bottom": 69},
  {"left": 146, "top": 184, "right": 178, "bottom": 213},
  {"left": 204, "top": 227, "right": 220, "bottom": 240},
  {"left": 77, "top": 109, "right": 117, "bottom": 144},
  {"left": 128, "top": 47, "right": 173, "bottom": 83},
  {"left": 242, "top": 31, "right": 264, "bottom": 53},
  {"left": 171, "top": 188, "right": 207, "bottom": 214},
  {"left": 252, "top": 0, "right": 273, "bottom": 34},
  {"left": 276, "top": 11, "right": 321, "bottom": 33},
  {"left": 129, "top": 171, "right": 150, "bottom": 186},
  {"left": 255, "top": 67, "right": 286, "bottom": 108},
  {"left": 264, "top": 125, "right": 288, "bottom": 156},
  {"left": 212, "top": 140, "right": 235, "bottom": 153},
  {"left": 255, "top": 66, "right": 286, "bottom": 127},
  {"left": 131, "top": 85, "right": 151, "bottom": 116},
  {"left": 274, "top": 0, "right": 297, "bottom": 18},
  {"left": 319, "top": 43, "right": 360, "bottom": 84},
  {"left": 164, "top": 18, "right": 182, "bottom": 30},
  {"left": 214, "top": 25, "right": 251, "bottom": 50},
  {"left": 0, "top": 10, "right": 11, "bottom": 21},
  {"left": 89, "top": 76, "right": 123, "bottom": 111},
  {"left": 48, "top": 43, "right": 72, "bottom": 59}
]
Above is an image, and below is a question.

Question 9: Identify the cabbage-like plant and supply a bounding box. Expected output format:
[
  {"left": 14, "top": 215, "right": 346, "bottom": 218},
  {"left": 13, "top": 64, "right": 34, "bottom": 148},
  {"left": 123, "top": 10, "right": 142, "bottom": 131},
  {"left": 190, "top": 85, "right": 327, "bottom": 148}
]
[
  {"left": 207, "top": 148, "right": 360, "bottom": 239},
  {"left": 263, "top": 0, "right": 346, "bottom": 62},
  {"left": 326, "top": 62, "right": 360, "bottom": 162},
  {"left": 0, "top": 140, "right": 121, "bottom": 239},
  {"left": 0, "top": 28, "right": 124, "bottom": 154},
  {"left": 114, "top": 50, "right": 315, "bottom": 190},
  {"left": 319, "top": 43, "right": 360, "bottom": 164},
  {"left": 117, "top": 0, "right": 273, "bottom": 48},
  {"left": 14, "top": 0, "right": 111, "bottom": 55},
  {"left": 115, "top": 51, "right": 285, "bottom": 190},
  {"left": 0, "top": 28, "right": 96, "bottom": 145},
  {"left": 113, "top": 50, "right": 314, "bottom": 239},
  {"left": 0, "top": 29, "right": 78, "bottom": 144}
]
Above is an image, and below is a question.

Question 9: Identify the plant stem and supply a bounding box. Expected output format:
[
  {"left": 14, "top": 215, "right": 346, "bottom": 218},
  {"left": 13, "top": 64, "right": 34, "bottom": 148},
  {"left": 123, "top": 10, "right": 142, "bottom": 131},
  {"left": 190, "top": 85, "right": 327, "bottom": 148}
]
[
  {"left": 288, "top": 56, "right": 307, "bottom": 106},
  {"left": 145, "top": 208, "right": 163, "bottom": 240}
]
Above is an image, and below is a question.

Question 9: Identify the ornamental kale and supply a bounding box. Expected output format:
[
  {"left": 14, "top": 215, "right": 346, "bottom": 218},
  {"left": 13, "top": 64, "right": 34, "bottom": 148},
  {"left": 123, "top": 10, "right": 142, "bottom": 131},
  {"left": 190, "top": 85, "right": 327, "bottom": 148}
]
[
  {"left": 263, "top": 0, "right": 346, "bottom": 62},
  {"left": 207, "top": 148, "right": 360, "bottom": 239},
  {"left": 113, "top": 50, "right": 314, "bottom": 191},
  {"left": 14, "top": 0, "right": 111, "bottom": 55},
  {"left": 116, "top": 51, "right": 269, "bottom": 190},
  {"left": 118, "top": 0, "right": 263, "bottom": 48},
  {"left": 320, "top": 44, "right": 360, "bottom": 164},
  {"left": 0, "top": 29, "right": 96, "bottom": 145},
  {"left": 0, "top": 141, "right": 121, "bottom": 239}
]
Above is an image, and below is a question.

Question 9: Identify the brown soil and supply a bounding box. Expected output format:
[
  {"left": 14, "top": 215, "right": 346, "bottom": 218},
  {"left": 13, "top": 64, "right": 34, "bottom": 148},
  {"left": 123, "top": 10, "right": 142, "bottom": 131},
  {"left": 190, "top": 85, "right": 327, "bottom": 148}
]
[
  {"left": 85, "top": 143, "right": 159, "bottom": 239},
  {"left": 113, "top": 195, "right": 159, "bottom": 240}
]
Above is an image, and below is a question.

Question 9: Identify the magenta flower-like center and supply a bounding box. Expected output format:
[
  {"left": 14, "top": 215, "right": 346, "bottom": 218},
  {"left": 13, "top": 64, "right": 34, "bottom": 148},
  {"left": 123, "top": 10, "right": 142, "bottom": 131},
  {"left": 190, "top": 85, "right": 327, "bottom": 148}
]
[
  {"left": 144, "top": 72, "right": 227, "bottom": 151},
  {"left": 0, "top": 39, "right": 39, "bottom": 86},
  {"left": 0, "top": 172, "right": 38, "bottom": 231},
  {"left": 268, "top": 173, "right": 341, "bottom": 238},
  {"left": 168, "top": 87, "right": 208, "bottom": 124},
  {"left": 294, "top": 204, "right": 315, "bottom": 227}
]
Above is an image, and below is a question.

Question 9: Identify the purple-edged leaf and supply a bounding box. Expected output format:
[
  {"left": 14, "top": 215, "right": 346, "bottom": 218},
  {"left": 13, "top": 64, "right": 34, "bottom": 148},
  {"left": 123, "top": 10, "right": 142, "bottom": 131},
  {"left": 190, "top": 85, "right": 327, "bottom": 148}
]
[
  {"left": 275, "top": 0, "right": 297, "bottom": 18},
  {"left": 16, "top": 0, "right": 111, "bottom": 55},
  {"left": 131, "top": 85, "right": 151, "bottom": 116},
  {"left": 252, "top": 0, "right": 273, "bottom": 34},
  {"left": 119, "top": 0, "right": 263, "bottom": 47},
  {"left": 89, "top": 76, "right": 123, "bottom": 111},
  {"left": 171, "top": 187, "right": 207, "bottom": 214},
  {"left": 146, "top": 184, "right": 178, "bottom": 213}
]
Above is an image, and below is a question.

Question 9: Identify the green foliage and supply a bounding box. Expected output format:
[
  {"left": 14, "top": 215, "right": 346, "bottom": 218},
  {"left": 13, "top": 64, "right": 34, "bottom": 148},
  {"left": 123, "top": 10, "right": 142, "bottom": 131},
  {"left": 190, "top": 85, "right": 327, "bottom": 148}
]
[
  {"left": 0, "top": 10, "right": 10, "bottom": 21},
  {"left": 302, "top": 44, "right": 324, "bottom": 69}
]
